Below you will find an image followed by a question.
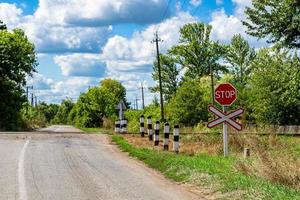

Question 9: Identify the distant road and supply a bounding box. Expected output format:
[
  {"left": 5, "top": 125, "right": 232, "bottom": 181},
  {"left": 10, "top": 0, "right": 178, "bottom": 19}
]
[{"left": 0, "top": 125, "right": 199, "bottom": 200}]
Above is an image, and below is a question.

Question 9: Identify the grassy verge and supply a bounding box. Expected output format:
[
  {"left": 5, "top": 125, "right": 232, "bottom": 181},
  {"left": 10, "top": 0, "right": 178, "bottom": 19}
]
[{"left": 112, "top": 135, "right": 300, "bottom": 200}]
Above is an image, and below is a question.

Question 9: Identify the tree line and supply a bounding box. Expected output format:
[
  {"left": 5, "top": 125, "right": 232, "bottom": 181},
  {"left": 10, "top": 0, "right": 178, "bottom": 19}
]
[{"left": 0, "top": 0, "right": 299, "bottom": 130}]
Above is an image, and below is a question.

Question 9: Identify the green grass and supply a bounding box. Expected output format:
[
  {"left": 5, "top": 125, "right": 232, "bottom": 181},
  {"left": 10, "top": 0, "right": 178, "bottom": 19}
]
[
  {"left": 80, "top": 127, "right": 112, "bottom": 134},
  {"left": 112, "top": 135, "right": 300, "bottom": 200}
]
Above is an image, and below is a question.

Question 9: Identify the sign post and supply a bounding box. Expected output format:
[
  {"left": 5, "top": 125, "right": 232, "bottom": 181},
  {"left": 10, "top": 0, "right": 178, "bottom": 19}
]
[
  {"left": 208, "top": 83, "right": 244, "bottom": 157},
  {"left": 222, "top": 106, "right": 228, "bottom": 157}
]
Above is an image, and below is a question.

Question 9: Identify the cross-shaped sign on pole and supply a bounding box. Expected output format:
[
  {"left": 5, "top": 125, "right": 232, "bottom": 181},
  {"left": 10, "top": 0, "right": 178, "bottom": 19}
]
[
  {"left": 207, "top": 105, "right": 244, "bottom": 131},
  {"left": 207, "top": 83, "right": 244, "bottom": 157}
]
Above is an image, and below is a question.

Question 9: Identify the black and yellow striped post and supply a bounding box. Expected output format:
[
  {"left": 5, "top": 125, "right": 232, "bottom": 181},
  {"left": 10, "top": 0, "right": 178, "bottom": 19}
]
[
  {"left": 147, "top": 116, "right": 153, "bottom": 141},
  {"left": 154, "top": 121, "right": 160, "bottom": 146},
  {"left": 140, "top": 115, "right": 145, "bottom": 137},
  {"left": 163, "top": 122, "right": 170, "bottom": 150}
]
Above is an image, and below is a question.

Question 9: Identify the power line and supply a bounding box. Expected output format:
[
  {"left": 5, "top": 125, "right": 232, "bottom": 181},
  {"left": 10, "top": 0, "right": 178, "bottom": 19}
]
[{"left": 162, "top": 0, "right": 173, "bottom": 22}]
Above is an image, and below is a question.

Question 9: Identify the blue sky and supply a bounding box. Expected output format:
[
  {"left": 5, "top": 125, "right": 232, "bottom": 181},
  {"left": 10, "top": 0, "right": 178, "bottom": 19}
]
[{"left": 0, "top": 0, "right": 261, "bottom": 106}]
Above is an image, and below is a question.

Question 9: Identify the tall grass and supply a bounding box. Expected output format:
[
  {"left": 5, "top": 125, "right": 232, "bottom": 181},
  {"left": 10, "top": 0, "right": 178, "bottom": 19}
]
[
  {"left": 112, "top": 135, "right": 300, "bottom": 199},
  {"left": 120, "top": 132, "right": 300, "bottom": 190}
]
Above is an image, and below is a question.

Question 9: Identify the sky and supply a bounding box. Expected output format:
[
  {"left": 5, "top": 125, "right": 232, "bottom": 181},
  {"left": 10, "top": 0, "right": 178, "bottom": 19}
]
[{"left": 0, "top": 0, "right": 265, "bottom": 107}]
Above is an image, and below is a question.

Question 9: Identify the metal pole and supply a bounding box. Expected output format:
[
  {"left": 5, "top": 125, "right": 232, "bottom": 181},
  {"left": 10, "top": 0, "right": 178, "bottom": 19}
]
[
  {"left": 223, "top": 106, "right": 228, "bottom": 157},
  {"left": 31, "top": 93, "right": 34, "bottom": 107},
  {"left": 119, "top": 103, "right": 123, "bottom": 121},
  {"left": 210, "top": 65, "right": 215, "bottom": 105},
  {"left": 141, "top": 83, "right": 145, "bottom": 109},
  {"left": 154, "top": 32, "right": 165, "bottom": 122},
  {"left": 135, "top": 96, "right": 138, "bottom": 110}
]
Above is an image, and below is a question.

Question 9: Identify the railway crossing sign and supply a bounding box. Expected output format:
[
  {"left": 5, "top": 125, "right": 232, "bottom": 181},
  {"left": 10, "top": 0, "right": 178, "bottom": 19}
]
[
  {"left": 208, "top": 82, "right": 244, "bottom": 157},
  {"left": 207, "top": 105, "right": 244, "bottom": 131},
  {"left": 214, "top": 83, "right": 237, "bottom": 106}
]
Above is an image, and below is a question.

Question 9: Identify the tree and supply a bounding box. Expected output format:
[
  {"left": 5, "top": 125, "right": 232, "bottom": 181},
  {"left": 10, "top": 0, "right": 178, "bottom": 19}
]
[
  {"left": 68, "top": 79, "right": 127, "bottom": 127},
  {"left": 100, "top": 79, "right": 126, "bottom": 101},
  {"left": 151, "top": 54, "right": 179, "bottom": 101},
  {"left": 169, "top": 22, "right": 227, "bottom": 103},
  {"left": 167, "top": 77, "right": 211, "bottom": 126},
  {"left": 0, "top": 20, "right": 7, "bottom": 30},
  {"left": 169, "top": 22, "right": 227, "bottom": 79},
  {"left": 100, "top": 78, "right": 129, "bottom": 107},
  {"left": 248, "top": 45, "right": 300, "bottom": 125},
  {"left": 243, "top": 0, "right": 300, "bottom": 48},
  {"left": 225, "top": 34, "right": 255, "bottom": 84},
  {"left": 52, "top": 98, "right": 74, "bottom": 124},
  {"left": 0, "top": 23, "right": 37, "bottom": 130}
]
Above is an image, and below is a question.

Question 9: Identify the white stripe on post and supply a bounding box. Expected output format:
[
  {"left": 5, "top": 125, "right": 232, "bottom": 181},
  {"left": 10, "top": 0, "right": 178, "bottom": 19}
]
[
  {"left": 140, "top": 115, "right": 145, "bottom": 137},
  {"left": 154, "top": 121, "right": 160, "bottom": 146},
  {"left": 173, "top": 125, "right": 179, "bottom": 153},
  {"left": 115, "top": 120, "right": 121, "bottom": 133},
  {"left": 147, "top": 116, "right": 153, "bottom": 141},
  {"left": 163, "top": 122, "right": 170, "bottom": 150},
  {"left": 121, "top": 119, "right": 127, "bottom": 133}
]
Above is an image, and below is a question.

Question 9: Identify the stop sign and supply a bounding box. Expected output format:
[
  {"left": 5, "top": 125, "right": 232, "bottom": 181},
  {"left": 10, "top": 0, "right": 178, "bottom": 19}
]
[{"left": 214, "top": 83, "right": 237, "bottom": 106}]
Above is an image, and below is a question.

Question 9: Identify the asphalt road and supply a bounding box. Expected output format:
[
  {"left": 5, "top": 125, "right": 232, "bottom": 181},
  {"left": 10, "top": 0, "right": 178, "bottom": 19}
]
[{"left": 0, "top": 126, "right": 199, "bottom": 200}]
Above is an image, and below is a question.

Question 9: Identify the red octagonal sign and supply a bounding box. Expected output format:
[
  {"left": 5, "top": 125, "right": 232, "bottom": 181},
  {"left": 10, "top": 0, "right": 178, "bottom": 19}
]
[{"left": 214, "top": 83, "right": 237, "bottom": 106}]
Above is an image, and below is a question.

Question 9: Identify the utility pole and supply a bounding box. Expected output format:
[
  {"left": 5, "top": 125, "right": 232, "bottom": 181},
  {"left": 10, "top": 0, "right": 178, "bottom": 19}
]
[
  {"left": 141, "top": 83, "right": 145, "bottom": 109},
  {"left": 31, "top": 93, "right": 34, "bottom": 107},
  {"left": 26, "top": 85, "right": 33, "bottom": 102},
  {"left": 35, "top": 96, "right": 38, "bottom": 107},
  {"left": 135, "top": 96, "right": 139, "bottom": 110},
  {"left": 210, "top": 65, "right": 215, "bottom": 105},
  {"left": 152, "top": 32, "right": 165, "bottom": 122}
]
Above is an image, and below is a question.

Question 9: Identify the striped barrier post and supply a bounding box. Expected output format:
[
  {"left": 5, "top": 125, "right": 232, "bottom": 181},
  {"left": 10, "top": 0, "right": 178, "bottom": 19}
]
[
  {"left": 163, "top": 122, "right": 170, "bottom": 150},
  {"left": 115, "top": 120, "right": 121, "bottom": 133},
  {"left": 154, "top": 121, "right": 160, "bottom": 146},
  {"left": 140, "top": 115, "right": 145, "bottom": 137},
  {"left": 147, "top": 116, "right": 153, "bottom": 141},
  {"left": 173, "top": 125, "right": 179, "bottom": 153},
  {"left": 121, "top": 119, "right": 127, "bottom": 133}
]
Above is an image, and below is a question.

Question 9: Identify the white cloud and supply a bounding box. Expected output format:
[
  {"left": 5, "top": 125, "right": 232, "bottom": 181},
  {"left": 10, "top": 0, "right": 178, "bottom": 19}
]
[
  {"left": 34, "top": 0, "right": 169, "bottom": 26},
  {"left": 27, "top": 73, "right": 53, "bottom": 90},
  {"left": 0, "top": 0, "right": 169, "bottom": 54},
  {"left": 190, "top": 0, "right": 202, "bottom": 7},
  {"left": 102, "top": 12, "right": 196, "bottom": 73},
  {"left": 209, "top": 9, "right": 243, "bottom": 42},
  {"left": 28, "top": 74, "right": 100, "bottom": 104},
  {"left": 54, "top": 54, "right": 107, "bottom": 77},
  {"left": 0, "top": 3, "right": 22, "bottom": 29},
  {"left": 209, "top": 1, "right": 266, "bottom": 47},
  {"left": 23, "top": 22, "right": 110, "bottom": 53},
  {"left": 216, "top": 0, "right": 223, "bottom": 5}
]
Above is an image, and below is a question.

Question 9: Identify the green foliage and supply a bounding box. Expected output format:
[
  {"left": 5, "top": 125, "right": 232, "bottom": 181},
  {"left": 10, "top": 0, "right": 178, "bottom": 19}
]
[
  {"left": 68, "top": 79, "right": 126, "bottom": 128},
  {"left": 19, "top": 102, "right": 59, "bottom": 130},
  {"left": 0, "top": 20, "right": 7, "bottom": 30},
  {"left": 225, "top": 34, "right": 256, "bottom": 84},
  {"left": 0, "top": 24, "right": 37, "bottom": 130},
  {"left": 169, "top": 22, "right": 227, "bottom": 79},
  {"left": 125, "top": 104, "right": 161, "bottom": 133},
  {"left": 100, "top": 78, "right": 126, "bottom": 101},
  {"left": 248, "top": 46, "right": 300, "bottom": 125},
  {"left": 167, "top": 77, "right": 211, "bottom": 126},
  {"left": 52, "top": 98, "right": 74, "bottom": 124},
  {"left": 151, "top": 54, "right": 180, "bottom": 101},
  {"left": 243, "top": 0, "right": 300, "bottom": 48}
]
